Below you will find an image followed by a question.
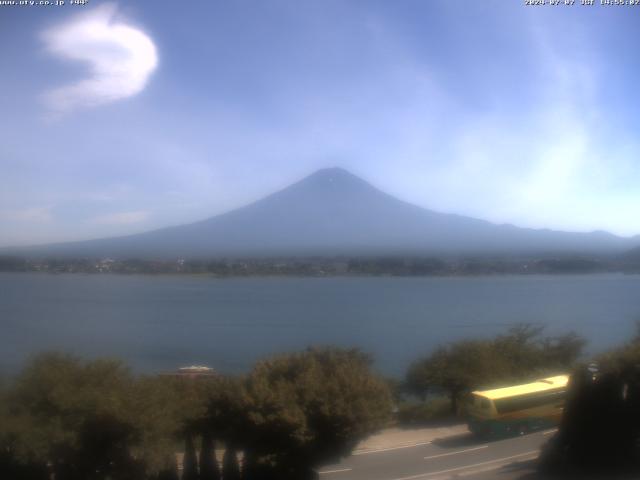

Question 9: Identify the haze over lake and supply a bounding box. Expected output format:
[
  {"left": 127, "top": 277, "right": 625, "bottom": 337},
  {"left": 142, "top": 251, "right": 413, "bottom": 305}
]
[{"left": 2, "top": 273, "right": 639, "bottom": 377}]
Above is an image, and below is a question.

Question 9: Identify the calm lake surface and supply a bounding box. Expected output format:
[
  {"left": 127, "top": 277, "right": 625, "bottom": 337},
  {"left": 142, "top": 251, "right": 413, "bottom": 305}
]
[{"left": 1, "top": 273, "right": 639, "bottom": 377}]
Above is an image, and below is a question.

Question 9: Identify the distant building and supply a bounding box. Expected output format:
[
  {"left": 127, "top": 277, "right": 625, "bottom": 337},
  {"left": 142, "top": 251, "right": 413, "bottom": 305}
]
[
  {"left": 97, "top": 258, "right": 115, "bottom": 272},
  {"left": 162, "top": 365, "right": 218, "bottom": 379}
]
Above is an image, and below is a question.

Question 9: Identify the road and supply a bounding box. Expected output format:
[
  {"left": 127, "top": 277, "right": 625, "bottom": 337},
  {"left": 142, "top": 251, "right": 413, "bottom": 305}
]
[{"left": 316, "top": 429, "right": 556, "bottom": 480}]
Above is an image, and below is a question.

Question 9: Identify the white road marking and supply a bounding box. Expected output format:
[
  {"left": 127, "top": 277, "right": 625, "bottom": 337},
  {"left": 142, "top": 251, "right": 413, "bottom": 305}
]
[
  {"left": 423, "top": 445, "right": 488, "bottom": 460},
  {"left": 454, "top": 457, "right": 536, "bottom": 478},
  {"left": 543, "top": 428, "right": 558, "bottom": 436},
  {"left": 450, "top": 450, "right": 540, "bottom": 478},
  {"left": 352, "top": 441, "right": 432, "bottom": 456},
  {"left": 388, "top": 450, "right": 539, "bottom": 480},
  {"left": 318, "top": 467, "right": 353, "bottom": 475}
]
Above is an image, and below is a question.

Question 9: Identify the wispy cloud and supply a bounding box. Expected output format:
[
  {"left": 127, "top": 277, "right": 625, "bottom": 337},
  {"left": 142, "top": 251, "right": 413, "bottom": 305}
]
[
  {"left": 42, "top": 3, "right": 158, "bottom": 114},
  {"left": 90, "top": 210, "right": 149, "bottom": 226},
  {"left": 1, "top": 206, "right": 54, "bottom": 223}
]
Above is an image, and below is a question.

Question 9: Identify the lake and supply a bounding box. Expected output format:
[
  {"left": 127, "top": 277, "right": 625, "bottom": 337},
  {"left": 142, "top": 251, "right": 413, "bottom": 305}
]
[{"left": 1, "top": 273, "right": 638, "bottom": 377}]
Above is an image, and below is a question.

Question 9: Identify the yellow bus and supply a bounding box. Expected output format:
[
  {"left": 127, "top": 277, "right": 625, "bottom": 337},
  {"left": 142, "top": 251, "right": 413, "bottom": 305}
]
[{"left": 465, "top": 375, "right": 568, "bottom": 438}]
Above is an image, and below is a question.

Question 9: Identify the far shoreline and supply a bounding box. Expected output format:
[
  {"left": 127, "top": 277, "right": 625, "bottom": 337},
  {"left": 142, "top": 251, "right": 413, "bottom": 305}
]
[
  {"left": 2, "top": 254, "right": 639, "bottom": 277},
  {"left": 0, "top": 270, "right": 638, "bottom": 279}
]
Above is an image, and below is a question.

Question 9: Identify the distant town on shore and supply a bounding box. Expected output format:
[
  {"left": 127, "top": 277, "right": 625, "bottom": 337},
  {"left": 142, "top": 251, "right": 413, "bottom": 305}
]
[{"left": 2, "top": 254, "right": 639, "bottom": 276}]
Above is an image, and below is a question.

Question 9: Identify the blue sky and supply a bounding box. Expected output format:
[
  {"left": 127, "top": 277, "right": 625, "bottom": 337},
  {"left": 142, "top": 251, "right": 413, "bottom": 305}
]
[{"left": 1, "top": 0, "right": 639, "bottom": 246}]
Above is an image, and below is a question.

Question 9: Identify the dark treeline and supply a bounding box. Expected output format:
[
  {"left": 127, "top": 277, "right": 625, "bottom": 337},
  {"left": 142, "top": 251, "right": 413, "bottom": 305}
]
[
  {"left": 1, "top": 255, "right": 638, "bottom": 276},
  {"left": 537, "top": 327, "right": 640, "bottom": 477},
  {"left": 0, "top": 348, "right": 391, "bottom": 480}
]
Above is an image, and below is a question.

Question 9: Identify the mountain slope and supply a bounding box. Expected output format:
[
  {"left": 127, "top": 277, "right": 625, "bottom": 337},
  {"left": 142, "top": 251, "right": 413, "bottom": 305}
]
[{"left": 9, "top": 168, "right": 639, "bottom": 258}]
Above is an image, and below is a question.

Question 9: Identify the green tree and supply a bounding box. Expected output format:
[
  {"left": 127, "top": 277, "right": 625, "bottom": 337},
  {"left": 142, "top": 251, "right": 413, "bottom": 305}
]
[
  {"left": 1, "top": 353, "right": 140, "bottom": 479},
  {"left": 406, "top": 325, "right": 585, "bottom": 414},
  {"left": 241, "top": 347, "right": 392, "bottom": 477},
  {"left": 126, "top": 376, "right": 184, "bottom": 476},
  {"left": 129, "top": 373, "right": 220, "bottom": 477},
  {"left": 241, "top": 449, "right": 260, "bottom": 480},
  {"left": 540, "top": 332, "right": 586, "bottom": 371},
  {"left": 595, "top": 321, "right": 640, "bottom": 375},
  {"left": 182, "top": 432, "right": 198, "bottom": 480},
  {"left": 493, "top": 324, "right": 585, "bottom": 377},
  {"left": 155, "top": 460, "right": 179, "bottom": 480},
  {"left": 406, "top": 340, "right": 507, "bottom": 413},
  {"left": 0, "top": 353, "right": 212, "bottom": 480},
  {"left": 199, "top": 432, "right": 220, "bottom": 480},
  {"left": 221, "top": 446, "right": 240, "bottom": 480},
  {"left": 492, "top": 324, "right": 544, "bottom": 376},
  {"left": 204, "top": 377, "right": 248, "bottom": 446},
  {"left": 2, "top": 348, "right": 392, "bottom": 480}
]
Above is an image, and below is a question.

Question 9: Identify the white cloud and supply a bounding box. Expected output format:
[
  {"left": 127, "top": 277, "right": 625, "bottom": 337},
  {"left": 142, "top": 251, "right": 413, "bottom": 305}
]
[
  {"left": 42, "top": 3, "right": 158, "bottom": 114},
  {"left": 90, "top": 210, "right": 149, "bottom": 226},
  {"left": 1, "top": 206, "right": 54, "bottom": 223}
]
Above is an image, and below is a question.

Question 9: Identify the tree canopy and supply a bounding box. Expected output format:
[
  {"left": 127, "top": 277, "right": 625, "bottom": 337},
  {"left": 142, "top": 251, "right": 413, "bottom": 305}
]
[
  {"left": 405, "top": 325, "right": 585, "bottom": 412},
  {"left": 0, "top": 353, "right": 224, "bottom": 479},
  {"left": 1, "top": 348, "right": 392, "bottom": 480},
  {"left": 203, "top": 347, "right": 392, "bottom": 479}
]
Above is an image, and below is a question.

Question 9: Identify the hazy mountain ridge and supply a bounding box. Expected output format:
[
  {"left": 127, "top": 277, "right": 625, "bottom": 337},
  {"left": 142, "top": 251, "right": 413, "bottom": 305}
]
[
  {"left": 622, "top": 245, "right": 640, "bottom": 260},
  {"left": 6, "top": 168, "right": 640, "bottom": 259}
]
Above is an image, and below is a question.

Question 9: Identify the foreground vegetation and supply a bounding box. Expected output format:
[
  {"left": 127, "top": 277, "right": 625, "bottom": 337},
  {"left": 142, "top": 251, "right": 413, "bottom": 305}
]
[
  {"left": 538, "top": 328, "right": 640, "bottom": 476},
  {"left": 7, "top": 323, "right": 640, "bottom": 479},
  {"left": 0, "top": 348, "right": 391, "bottom": 480}
]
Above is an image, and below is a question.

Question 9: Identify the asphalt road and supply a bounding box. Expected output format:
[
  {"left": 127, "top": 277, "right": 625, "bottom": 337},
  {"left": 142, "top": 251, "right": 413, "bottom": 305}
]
[{"left": 316, "top": 429, "right": 556, "bottom": 480}]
